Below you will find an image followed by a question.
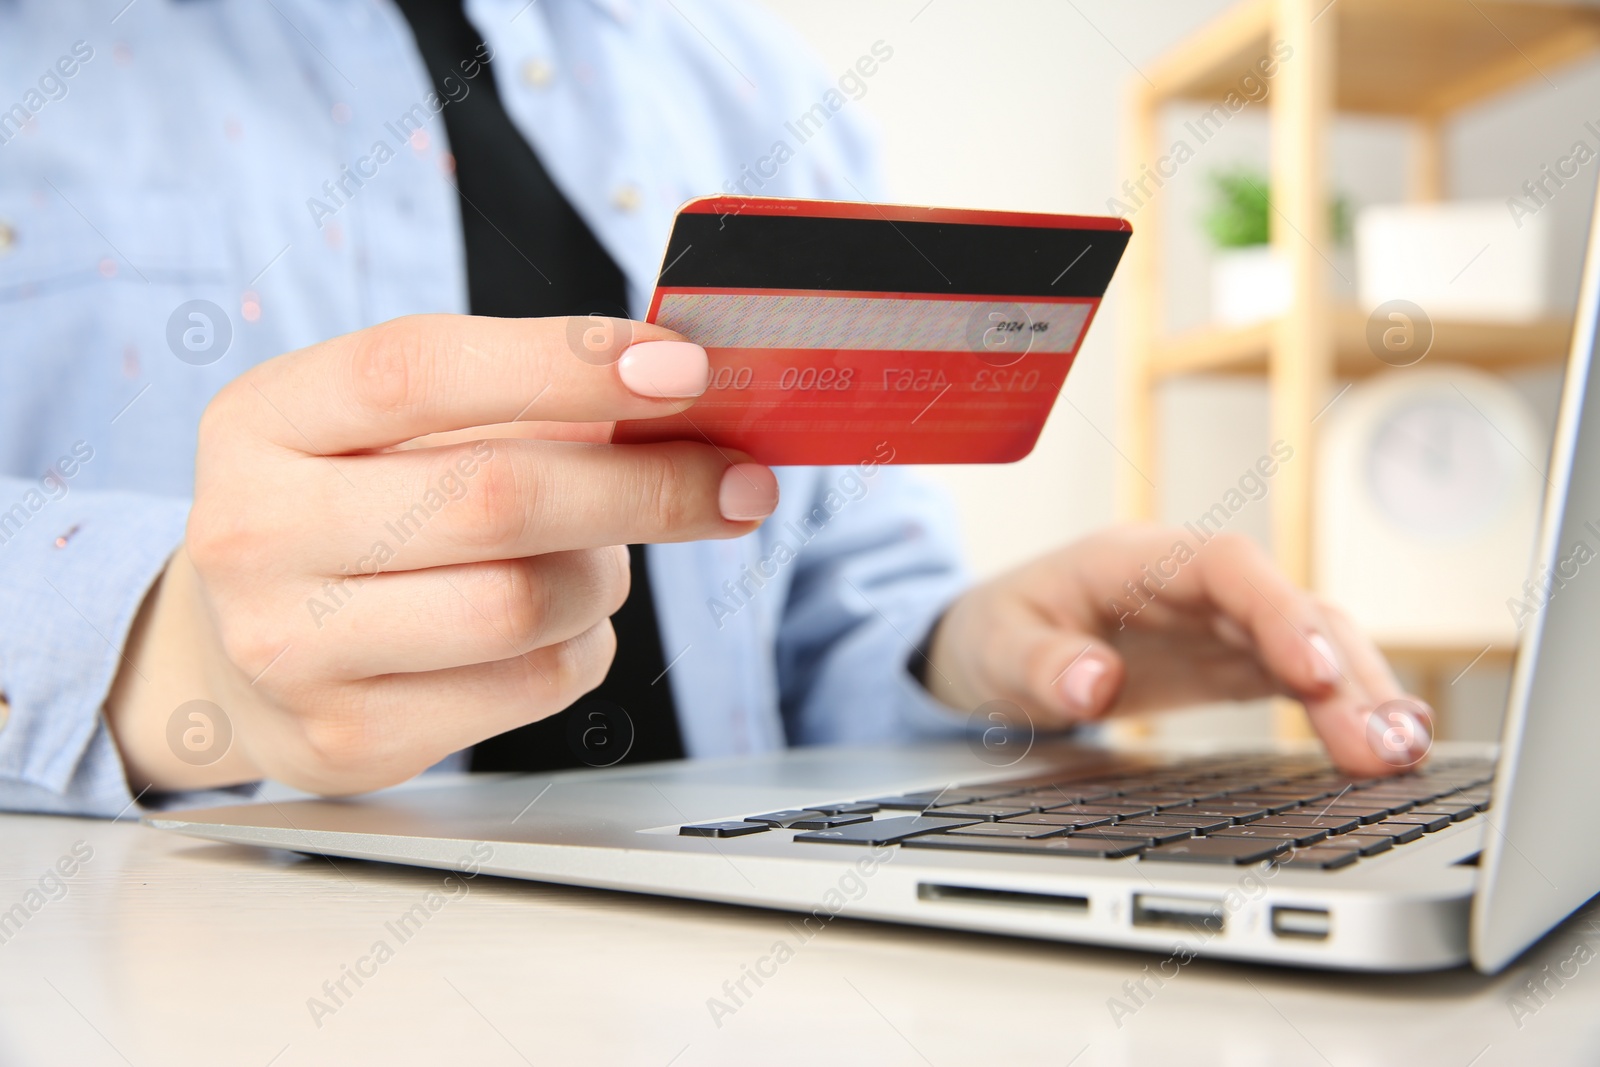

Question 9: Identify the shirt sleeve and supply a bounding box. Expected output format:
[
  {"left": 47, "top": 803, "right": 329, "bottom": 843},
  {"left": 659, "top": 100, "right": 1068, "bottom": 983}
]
[
  {"left": 0, "top": 479, "right": 191, "bottom": 816},
  {"left": 775, "top": 466, "right": 974, "bottom": 746}
]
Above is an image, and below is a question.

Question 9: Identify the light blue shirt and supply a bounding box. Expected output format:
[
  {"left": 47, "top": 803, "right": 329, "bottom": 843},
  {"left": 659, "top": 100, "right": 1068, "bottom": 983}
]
[{"left": 0, "top": 0, "right": 970, "bottom": 816}]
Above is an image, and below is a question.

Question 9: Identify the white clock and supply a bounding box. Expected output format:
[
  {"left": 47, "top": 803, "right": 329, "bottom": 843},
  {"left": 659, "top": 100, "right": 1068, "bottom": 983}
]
[{"left": 1317, "top": 366, "right": 1544, "bottom": 647}]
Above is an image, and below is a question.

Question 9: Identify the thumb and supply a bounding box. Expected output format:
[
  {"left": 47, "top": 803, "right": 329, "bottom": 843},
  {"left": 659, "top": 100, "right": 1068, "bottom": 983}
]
[{"left": 1006, "top": 622, "right": 1126, "bottom": 724}]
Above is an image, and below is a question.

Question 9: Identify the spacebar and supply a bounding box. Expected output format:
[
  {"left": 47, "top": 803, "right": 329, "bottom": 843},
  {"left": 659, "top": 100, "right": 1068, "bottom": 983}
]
[{"left": 793, "top": 816, "right": 979, "bottom": 845}]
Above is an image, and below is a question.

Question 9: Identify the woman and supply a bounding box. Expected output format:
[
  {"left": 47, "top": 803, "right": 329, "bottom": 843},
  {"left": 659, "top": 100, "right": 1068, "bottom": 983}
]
[{"left": 0, "top": 0, "right": 1427, "bottom": 816}]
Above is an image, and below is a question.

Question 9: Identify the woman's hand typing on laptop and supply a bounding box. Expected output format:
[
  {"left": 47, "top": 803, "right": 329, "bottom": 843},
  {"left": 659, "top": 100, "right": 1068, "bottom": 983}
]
[
  {"left": 922, "top": 524, "right": 1434, "bottom": 776},
  {"left": 103, "top": 315, "right": 779, "bottom": 796}
]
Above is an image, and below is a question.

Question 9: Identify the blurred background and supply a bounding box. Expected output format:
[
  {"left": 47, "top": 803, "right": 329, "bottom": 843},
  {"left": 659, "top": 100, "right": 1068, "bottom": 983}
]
[{"left": 762, "top": 0, "right": 1600, "bottom": 748}]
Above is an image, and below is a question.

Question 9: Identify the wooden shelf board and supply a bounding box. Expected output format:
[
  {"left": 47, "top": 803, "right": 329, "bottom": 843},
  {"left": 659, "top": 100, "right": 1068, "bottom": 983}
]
[
  {"left": 1149, "top": 307, "right": 1573, "bottom": 379},
  {"left": 1378, "top": 641, "right": 1518, "bottom": 661},
  {"left": 1145, "top": 0, "right": 1600, "bottom": 117}
]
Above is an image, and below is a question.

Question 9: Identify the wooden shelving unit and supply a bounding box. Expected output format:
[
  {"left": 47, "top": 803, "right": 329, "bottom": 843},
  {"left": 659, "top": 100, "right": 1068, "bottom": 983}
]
[{"left": 1118, "top": 0, "right": 1600, "bottom": 734}]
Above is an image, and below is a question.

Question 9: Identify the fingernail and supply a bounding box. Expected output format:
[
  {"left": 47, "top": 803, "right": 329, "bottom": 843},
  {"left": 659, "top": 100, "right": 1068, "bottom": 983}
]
[
  {"left": 618, "top": 340, "right": 709, "bottom": 398},
  {"left": 718, "top": 463, "right": 778, "bottom": 522},
  {"left": 1058, "top": 655, "right": 1110, "bottom": 715},
  {"left": 1307, "top": 633, "right": 1341, "bottom": 687}
]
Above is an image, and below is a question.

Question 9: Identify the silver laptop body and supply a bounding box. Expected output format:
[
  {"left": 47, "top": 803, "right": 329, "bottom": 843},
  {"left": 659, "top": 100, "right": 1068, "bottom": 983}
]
[{"left": 151, "top": 183, "right": 1600, "bottom": 974}]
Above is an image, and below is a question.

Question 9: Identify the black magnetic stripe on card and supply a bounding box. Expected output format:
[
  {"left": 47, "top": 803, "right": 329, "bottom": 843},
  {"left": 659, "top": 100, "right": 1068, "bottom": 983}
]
[{"left": 657, "top": 212, "right": 1129, "bottom": 298}]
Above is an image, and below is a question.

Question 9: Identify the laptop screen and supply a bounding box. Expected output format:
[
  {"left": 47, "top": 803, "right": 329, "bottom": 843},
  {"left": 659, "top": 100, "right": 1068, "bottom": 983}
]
[{"left": 1473, "top": 182, "right": 1600, "bottom": 972}]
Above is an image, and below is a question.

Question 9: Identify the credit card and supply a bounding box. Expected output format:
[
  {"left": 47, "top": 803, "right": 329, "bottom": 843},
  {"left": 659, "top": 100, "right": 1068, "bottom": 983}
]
[{"left": 612, "top": 196, "right": 1131, "bottom": 465}]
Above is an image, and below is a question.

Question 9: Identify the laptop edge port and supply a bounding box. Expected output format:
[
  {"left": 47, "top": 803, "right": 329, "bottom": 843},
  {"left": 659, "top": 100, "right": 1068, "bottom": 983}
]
[
  {"left": 1132, "top": 893, "right": 1225, "bottom": 933},
  {"left": 1271, "top": 905, "right": 1332, "bottom": 940},
  {"left": 917, "top": 884, "right": 1089, "bottom": 913}
]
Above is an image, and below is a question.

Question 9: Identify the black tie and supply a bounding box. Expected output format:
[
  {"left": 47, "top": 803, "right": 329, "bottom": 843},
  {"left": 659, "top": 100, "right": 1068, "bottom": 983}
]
[{"left": 392, "top": 0, "right": 687, "bottom": 770}]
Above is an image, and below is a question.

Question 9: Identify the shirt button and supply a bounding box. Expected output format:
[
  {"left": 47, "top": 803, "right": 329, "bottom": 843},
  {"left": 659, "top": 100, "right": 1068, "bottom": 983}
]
[
  {"left": 0, "top": 220, "right": 15, "bottom": 256},
  {"left": 611, "top": 183, "right": 642, "bottom": 213},
  {"left": 520, "top": 59, "right": 555, "bottom": 88}
]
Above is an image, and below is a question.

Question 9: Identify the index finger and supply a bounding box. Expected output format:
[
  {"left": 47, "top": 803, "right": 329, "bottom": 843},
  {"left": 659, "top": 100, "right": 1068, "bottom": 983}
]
[
  {"left": 1183, "top": 535, "right": 1428, "bottom": 774},
  {"left": 1145, "top": 532, "right": 1344, "bottom": 695},
  {"left": 242, "top": 314, "right": 709, "bottom": 454}
]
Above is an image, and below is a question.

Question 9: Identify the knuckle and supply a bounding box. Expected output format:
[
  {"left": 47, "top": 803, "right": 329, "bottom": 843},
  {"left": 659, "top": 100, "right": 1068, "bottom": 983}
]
[
  {"left": 549, "top": 622, "right": 615, "bottom": 698},
  {"left": 344, "top": 316, "right": 434, "bottom": 417},
  {"left": 295, "top": 710, "right": 372, "bottom": 773},
  {"left": 213, "top": 617, "right": 284, "bottom": 677},
  {"left": 454, "top": 449, "right": 530, "bottom": 549},
  {"left": 184, "top": 501, "right": 258, "bottom": 578},
  {"left": 635, "top": 450, "right": 694, "bottom": 534},
  {"left": 494, "top": 561, "right": 549, "bottom": 647}
]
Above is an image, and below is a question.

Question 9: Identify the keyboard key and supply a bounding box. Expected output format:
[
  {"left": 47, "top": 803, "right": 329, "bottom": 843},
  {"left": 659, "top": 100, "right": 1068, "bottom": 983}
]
[
  {"left": 1277, "top": 845, "right": 1360, "bottom": 870},
  {"left": 681, "top": 821, "right": 770, "bottom": 838},
  {"left": 1224, "top": 779, "right": 1291, "bottom": 793},
  {"left": 1185, "top": 806, "right": 1270, "bottom": 822},
  {"left": 923, "top": 804, "right": 1035, "bottom": 820},
  {"left": 744, "top": 810, "right": 830, "bottom": 828},
  {"left": 903, "top": 834, "right": 1145, "bottom": 858},
  {"left": 808, "top": 802, "right": 880, "bottom": 816},
  {"left": 1000, "top": 813, "right": 1115, "bottom": 828},
  {"left": 1315, "top": 805, "right": 1401, "bottom": 824},
  {"left": 1382, "top": 811, "right": 1454, "bottom": 833},
  {"left": 1363, "top": 799, "right": 1414, "bottom": 819},
  {"left": 1365, "top": 820, "right": 1426, "bottom": 844},
  {"left": 1129, "top": 814, "right": 1235, "bottom": 832},
  {"left": 1406, "top": 804, "right": 1477, "bottom": 823},
  {"left": 1039, "top": 803, "right": 1157, "bottom": 818},
  {"left": 860, "top": 796, "right": 935, "bottom": 810},
  {"left": 794, "top": 815, "right": 979, "bottom": 845},
  {"left": 788, "top": 813, "right": 874, "bottom": 830},
  {"left": 1359, "top": 789, "right": 1442, "bottom": 806},
  {"left": 1116, "top": 798, "right": 1201, "bottom": 812},
  {"left": 1251, "top": 787, "right": 1340, "bottom": 801},
  {"left": 1141, "top": 838, "right": 1289, "bottom": 865},
  {"left": 1019, "top": 787, "right": 1119, "bottom": 804},
  {"left": 1253, "top": 814, "right": 1361, "bottom": 835},
  {"left": 911, "top": 790, "right": 1010, "bottom": 805},
  {"left": 945, "top": 822, "right": 1069, "bottom": 839},
  {"left": 1209, "top": 826, "right": 1329, "bottom": 847},
  {"left": 1070, "top": 825, "right": 1194, "bottom": 846},
  {"left": 1157, "top": 787, "right": 1234, "bottom": 801},
  {"left": 1306, "top": 776, "right": 1385, "bottom": 790},
  {"left": 1339, "top": 833, "right": 1396, "bottom": 856},
  {"left": 1218, "top": 796, "right": 1304, "bottom": 814}
]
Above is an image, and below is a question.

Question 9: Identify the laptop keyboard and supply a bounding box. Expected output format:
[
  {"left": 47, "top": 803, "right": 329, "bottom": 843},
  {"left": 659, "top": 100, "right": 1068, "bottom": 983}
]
[{"left": 679, "top": 754, "right": 1495, "bottom": 869}]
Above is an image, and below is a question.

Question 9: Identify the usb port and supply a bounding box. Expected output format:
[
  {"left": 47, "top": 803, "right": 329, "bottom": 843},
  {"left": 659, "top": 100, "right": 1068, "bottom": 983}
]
[
  {"left": 1271, "top": 906, "right": 1331, "bottom": 940},
  {"left": 1132, "top": 893, "right": 1224, "bottom": 933}
]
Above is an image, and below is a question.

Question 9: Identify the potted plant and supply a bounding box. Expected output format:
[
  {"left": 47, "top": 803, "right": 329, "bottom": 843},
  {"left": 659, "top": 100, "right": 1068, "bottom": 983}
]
[{"left": 1203, "top": 168, "right": 1351, "bottom": 326}]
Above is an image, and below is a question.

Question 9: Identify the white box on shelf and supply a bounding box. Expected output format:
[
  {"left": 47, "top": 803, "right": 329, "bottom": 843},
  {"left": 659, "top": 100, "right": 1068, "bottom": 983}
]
[
  {"left": 1210, "top": 245, "right": 1290, "bottom": 326},
  {"left": 1210, "top": 244, "right": 1356, "bottom": 327},
  {"left": 1356, "top": 200, "right": 1549, "bottom": 322}
]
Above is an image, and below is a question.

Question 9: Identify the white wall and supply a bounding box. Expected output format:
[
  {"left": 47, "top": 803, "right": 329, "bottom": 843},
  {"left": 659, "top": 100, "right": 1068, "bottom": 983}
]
[{"left": 759, "top": 0, "right": 1600, "bottom": 741}]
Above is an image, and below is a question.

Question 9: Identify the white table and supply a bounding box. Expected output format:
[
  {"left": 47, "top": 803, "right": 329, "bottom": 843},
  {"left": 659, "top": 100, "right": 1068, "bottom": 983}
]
[{"left": 1, "top": 809, "right": 1596, "bottom": 1066}]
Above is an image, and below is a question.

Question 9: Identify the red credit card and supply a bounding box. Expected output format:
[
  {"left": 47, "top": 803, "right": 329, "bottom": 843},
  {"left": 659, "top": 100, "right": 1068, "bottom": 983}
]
[{"left": 612, "top": 196, "right": 1131, "bottom": 465}]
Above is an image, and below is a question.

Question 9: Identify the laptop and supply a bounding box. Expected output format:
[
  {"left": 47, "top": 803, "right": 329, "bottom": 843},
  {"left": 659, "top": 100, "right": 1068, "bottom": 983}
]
[{"left": 149, "top": 186, "right": 1600, "bottom": 974}]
